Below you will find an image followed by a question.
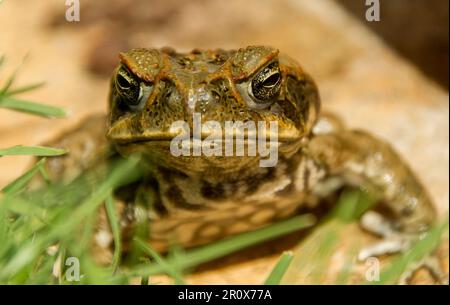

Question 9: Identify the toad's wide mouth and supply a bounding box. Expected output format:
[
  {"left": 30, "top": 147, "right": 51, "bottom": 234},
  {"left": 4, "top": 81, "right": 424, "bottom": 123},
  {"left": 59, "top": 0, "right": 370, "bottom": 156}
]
[
  {"left": 107, "top": 130, "right": 303, "bottom": 145},
  {"left": 108, "top": 120, "right": 305, "bottom": 169},
  {"left": 107, "top": 118, "right": 305, "bottom": 145}
]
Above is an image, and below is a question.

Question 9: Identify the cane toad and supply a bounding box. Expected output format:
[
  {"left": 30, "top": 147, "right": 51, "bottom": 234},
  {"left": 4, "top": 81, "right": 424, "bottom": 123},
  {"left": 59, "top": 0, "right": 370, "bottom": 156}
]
[{"left": 40, "top": 46, "right": 439, "bottom": 279}]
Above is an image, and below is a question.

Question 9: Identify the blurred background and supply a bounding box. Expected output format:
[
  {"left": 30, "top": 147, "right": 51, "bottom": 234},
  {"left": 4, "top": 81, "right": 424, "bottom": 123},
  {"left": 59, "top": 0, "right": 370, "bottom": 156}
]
[{"left": 0, "top": 0, "right": 448, "bottom": 283}]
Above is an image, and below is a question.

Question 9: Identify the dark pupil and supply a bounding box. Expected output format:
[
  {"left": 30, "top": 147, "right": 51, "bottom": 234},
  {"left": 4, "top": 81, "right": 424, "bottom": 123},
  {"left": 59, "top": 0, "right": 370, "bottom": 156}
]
[
  {"left": 117, "top": 74, "right": 131, "bottom": 89},
  {"left": 262, "top": 73, "right": 280, "bottom": 87}
]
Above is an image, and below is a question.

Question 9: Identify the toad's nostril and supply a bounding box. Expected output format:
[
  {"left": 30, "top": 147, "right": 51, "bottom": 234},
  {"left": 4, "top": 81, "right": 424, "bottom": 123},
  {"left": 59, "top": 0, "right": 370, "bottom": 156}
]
[
  {"left": 211, "top": 90, "right": 220, "bottom": 101},
  {"left": 166, "top": 89, "right": 183, "bottom": 112}
]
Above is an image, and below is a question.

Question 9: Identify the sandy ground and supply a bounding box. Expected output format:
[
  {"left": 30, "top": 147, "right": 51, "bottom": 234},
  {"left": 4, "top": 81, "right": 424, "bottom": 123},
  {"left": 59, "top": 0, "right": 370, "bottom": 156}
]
[{"left": 0, "top": 0, "right": 448, "bottom": 284}]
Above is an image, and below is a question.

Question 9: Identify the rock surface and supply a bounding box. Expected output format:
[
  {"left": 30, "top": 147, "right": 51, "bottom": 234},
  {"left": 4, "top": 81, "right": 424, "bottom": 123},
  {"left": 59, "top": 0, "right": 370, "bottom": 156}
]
[{"left": 0, "top": 0, "right": 448, "bottom": 284}]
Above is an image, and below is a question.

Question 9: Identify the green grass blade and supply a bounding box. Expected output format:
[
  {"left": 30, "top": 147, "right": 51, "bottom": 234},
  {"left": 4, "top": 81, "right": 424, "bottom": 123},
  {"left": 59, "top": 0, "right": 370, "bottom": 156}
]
[
  {"left": 377, "top": 218, "right": 449, "bottom": 284},
  {"left": 0, "top": 54, "right": 29, "bottom": 94},
  {"left": 0, "top": 69, "right": 18, "bottom": 94},
  {"left": 334, "top": 243, "right": 359, "bottom": 284},
  {"left": 332, "top": 189, "right": 377, "bottom": 222},
  {"left": 0, "top": 206, "right": 11, "bottom": 259},
  {"left": 134, "top": 237, "right": 186, "bottom": 284},
  {"left": 128, "top": 214, "right": 316, "bottom": 278},
  {"left": 105, "top": 193, "right": 122, "bottom": 272},
  {"left": 282, "top": 190, "right": 370, "bottom": 284},
  {"left": 287, "top": 221, "right": 341, "bottom": 284},
  {"left": 0, "top": 145, "right": 67, "bottom": 157},
  {"left": 0, "top": 157, "right": 140, "bottom": 279},
  {"left": 5, "top": 82, "right": 46, "bottom": 96},
  {"left": 0, "top": 96, "right": 67, "bottom": 118},
  {"left": 2, "top": 158, "right": 46, "bottom": 194},
  {"left": 264, "top": 251, "right": 293, "bottom": 285}
]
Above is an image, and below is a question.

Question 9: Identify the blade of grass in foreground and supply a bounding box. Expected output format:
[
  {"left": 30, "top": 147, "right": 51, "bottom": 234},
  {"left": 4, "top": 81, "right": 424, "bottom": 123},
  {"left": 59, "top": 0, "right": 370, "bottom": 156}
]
[
  {"left": 282, "top": 189, "right": 448, "bottom": 284},
  {"left": 376, "top": 218, "right": 449, "bottom": 284},
  {"left": 0, "top": 157, "right": 140, "bottom": 280},
  {"left": 0, "top": 56, "right": 26, "bottom": 95},
  {"left": 127, "top": 214, "right": 316, "bottom": 279},
  {"left": 134, "top": 238, "right": 186, "bottom": 285},
  {"left": 0, "top": 55, "right": 66, "bottom": 118},
  {"left": 1, "top": 158, "right": 47, "bottom": 194},
  {"left": 264, "top": 251, "right": 294, "bottom": 285},
  {"left": 4, "top": 82, "right": 45, "bottom": 96},
  {"left": 281, "top": 189, "right": 376, "bottom": 284},
  {"left": 0, "top": 96, "right": 66, "bottom": 118},
  {"left": 0, "top": 145, "right": 66, "bottom": 157},
  {"left": 105, "top": 193, "right": 122, "bottom": 273}
]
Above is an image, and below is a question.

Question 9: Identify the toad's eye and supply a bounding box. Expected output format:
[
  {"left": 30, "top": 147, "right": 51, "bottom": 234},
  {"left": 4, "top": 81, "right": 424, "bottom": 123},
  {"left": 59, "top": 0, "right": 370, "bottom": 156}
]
[
  {"left": 249, "top": 62, "right": 281, "bottom": 103},
  {"left": 115, "top": 67, "right": 141, "bottom": 106}
]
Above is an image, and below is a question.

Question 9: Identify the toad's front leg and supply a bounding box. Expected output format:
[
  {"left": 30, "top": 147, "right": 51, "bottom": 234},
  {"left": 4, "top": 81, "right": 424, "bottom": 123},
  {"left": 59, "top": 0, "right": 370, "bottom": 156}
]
[{"left": 308, "top": 129, "right": 445, "bottom": 282}]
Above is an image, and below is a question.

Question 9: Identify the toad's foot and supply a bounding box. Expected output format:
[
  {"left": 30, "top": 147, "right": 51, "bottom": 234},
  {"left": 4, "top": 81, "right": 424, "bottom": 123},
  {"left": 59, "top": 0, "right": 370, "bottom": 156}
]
[
  {"left": 358, "top": 211, "right": 447, "bottom": 284},
  {"left": 397, "top": 255, "right": 448, "bottom": 285}
]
